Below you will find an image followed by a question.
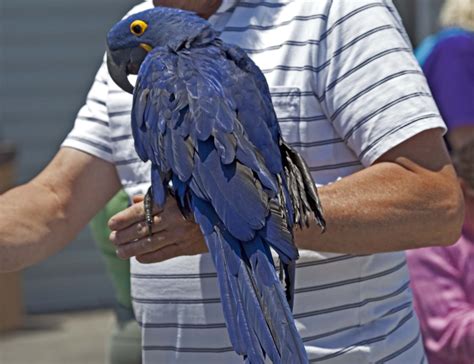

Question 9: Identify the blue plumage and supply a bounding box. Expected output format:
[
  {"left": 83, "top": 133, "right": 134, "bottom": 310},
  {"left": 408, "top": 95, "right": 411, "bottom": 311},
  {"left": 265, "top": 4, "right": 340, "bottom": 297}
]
[{"left": 107, "top": 7, "right": 325, "bottom": 364}]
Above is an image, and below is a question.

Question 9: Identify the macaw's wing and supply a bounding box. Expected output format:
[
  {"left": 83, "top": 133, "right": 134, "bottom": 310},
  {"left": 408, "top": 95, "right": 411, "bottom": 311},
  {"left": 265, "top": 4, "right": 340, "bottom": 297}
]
[
  {"left": 131, "top": 45, "right": 307, "bottom": 363},
  {"left": 221, "top": 41, "right": 326, "bottom": 231},
  {"left": 218, "top": 41, "right": 281, "bottom": 146},
  {"left": 132, "top": 47, "right": 276, "bottom": 238}
]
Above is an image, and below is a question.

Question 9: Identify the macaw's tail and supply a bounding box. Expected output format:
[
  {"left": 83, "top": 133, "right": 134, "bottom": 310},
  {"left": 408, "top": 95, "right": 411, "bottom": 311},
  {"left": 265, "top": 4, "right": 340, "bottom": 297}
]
[{"left": 204, "top": 223, "right": 308, "bottom": 364}]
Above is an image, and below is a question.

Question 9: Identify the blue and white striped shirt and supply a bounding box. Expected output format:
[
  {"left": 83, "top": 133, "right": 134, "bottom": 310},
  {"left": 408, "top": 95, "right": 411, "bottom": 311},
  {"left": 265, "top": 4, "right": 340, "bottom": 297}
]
[{"left": 63, "top": 0, "right": 445, "bottom": 362}]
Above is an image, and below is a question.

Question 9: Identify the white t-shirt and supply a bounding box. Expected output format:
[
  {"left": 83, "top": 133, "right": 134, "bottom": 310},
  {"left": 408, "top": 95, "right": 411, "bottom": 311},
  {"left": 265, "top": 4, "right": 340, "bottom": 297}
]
[{"left": 63, "top": 1, "right": 443, "bottom": 362}]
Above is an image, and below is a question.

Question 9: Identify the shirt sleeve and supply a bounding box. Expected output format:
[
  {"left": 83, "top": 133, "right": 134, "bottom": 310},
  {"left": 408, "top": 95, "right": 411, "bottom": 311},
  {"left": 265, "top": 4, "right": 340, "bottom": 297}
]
[
  {"left": 61, "top": 57, "right": 114, "bottom": 163},
  {"left": 314, "top": 0, "right": 446, "bottom": 166},
  {"left": 423, "top": 35, "right": 474, "bottom": 130},
  {"left": 406, "top": 245, "right": 474, "bottom": 363}
]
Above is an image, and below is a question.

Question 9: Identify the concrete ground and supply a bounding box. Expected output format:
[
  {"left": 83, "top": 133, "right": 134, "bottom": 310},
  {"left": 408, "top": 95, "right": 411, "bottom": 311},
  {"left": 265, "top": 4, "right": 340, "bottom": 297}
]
[{"left": 0, "top": 310, "right": 114, "bottom": 364}]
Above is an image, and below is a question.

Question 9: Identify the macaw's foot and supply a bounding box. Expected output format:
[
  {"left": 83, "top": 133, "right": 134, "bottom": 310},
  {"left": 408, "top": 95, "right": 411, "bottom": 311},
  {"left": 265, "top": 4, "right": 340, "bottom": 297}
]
[{"left": 144, "top": 186, "right": 154, "bottom": 238}]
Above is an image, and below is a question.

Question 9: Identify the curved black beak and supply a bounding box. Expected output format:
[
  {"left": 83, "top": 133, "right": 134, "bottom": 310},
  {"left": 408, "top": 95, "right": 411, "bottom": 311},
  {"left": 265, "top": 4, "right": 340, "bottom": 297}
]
[{"left": 106, "top": 45, "right": 149, "bottom": 94}]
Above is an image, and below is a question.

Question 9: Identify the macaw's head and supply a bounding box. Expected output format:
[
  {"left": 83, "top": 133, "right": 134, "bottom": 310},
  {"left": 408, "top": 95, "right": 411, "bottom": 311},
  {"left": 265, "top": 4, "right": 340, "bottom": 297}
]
[{"left": 106, "top": 7, "right": 210, "bottom": 93}]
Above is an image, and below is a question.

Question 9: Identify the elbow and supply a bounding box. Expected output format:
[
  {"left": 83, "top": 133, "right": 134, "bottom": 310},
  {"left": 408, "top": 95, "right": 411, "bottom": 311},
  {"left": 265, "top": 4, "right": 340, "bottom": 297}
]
[
  {"left": 432, "top": 180, "right": 465, "bottom": 247},
  {"left": 439, "top": 201, "right": 464, "bottom": 247},
  {"left": 408, "top": 166, "right": 465, "bottom": 249}
]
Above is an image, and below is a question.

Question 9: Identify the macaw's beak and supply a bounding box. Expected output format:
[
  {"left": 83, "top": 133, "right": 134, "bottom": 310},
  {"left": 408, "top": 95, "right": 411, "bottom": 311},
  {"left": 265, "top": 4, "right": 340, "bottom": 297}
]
[{"left": 106, "top": 44, "right": 149, "bottom": 94}]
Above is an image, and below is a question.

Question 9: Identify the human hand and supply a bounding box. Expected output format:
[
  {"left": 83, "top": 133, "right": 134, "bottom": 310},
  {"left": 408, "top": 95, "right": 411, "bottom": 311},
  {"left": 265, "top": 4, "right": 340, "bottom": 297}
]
[{"left": 108, "top": 195, "right": 208, "bottom": 263}]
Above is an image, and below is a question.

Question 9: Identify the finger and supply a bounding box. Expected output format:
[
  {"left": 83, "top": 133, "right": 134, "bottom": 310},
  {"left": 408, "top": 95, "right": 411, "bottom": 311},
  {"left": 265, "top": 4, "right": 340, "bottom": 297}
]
[
  {"left": 108, "top": 201, "right": 145, "bottom": 231},
  {"left": 135, "top": 243, "right": 181, "bottom": 264},
  {"left": 132, "top": 195, "right": 144, "bottom": 203},
  {"left": 136, "top": 239, "right": 209, "bottom": 264},
  {"left": 110, "top": 215, "right": 167, "bottom": 246},
  {"left": 116, "top": 233, "right": 175, "bottom": 259},
  {"left": 108, "top": 200, "right": 162, "bottom": 231}
]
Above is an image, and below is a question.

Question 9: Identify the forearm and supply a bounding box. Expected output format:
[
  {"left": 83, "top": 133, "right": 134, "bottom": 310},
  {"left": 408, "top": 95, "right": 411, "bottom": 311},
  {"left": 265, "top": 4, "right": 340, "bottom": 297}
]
[
  {"left": 0, "top": 181, "right": 71, "bottom": 271},
  {"left": 0, "top": 148, "right": 121, "bottom": 272},
  {"left": 296, "top": 159, "right": 463, "bottom": 254}
]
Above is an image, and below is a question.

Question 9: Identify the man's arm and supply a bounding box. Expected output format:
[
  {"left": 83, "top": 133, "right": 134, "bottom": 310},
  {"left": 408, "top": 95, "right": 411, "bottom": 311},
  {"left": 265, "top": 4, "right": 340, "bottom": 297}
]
[
  {"left": 109, "top": 128, "right": 464, "bottom": 262},
  {"left": 295, "top": 128, "right": 464, "bottom": 253},
  {"left": 0, "top": 147, "right": 121, "bottom": 272}
]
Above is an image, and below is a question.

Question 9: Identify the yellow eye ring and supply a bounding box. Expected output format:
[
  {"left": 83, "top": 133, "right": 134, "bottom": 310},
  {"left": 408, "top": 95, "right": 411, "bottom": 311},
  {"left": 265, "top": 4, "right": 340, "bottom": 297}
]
[{"left": 130, "top": 20, "right": 148, "bottom": 36}]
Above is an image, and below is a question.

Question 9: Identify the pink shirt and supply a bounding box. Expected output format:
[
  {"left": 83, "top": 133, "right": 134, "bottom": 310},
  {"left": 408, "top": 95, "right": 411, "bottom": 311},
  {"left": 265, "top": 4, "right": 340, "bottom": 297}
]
[{"left": 407, "top": 229, "right": 474, "bottom": 364}]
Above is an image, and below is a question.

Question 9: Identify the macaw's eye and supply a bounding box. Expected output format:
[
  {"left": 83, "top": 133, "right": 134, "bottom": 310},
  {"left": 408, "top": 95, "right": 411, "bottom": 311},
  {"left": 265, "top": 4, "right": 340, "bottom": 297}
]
[{"left": 130, "top": 20, "right": 148, "bottom": 36}]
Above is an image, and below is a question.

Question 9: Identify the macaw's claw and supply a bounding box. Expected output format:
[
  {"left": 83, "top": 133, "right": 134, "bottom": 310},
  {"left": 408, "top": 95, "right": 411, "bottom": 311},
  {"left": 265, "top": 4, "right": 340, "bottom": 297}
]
[{"left": 144, "top": 186, "right": 154, "bottom": 238}]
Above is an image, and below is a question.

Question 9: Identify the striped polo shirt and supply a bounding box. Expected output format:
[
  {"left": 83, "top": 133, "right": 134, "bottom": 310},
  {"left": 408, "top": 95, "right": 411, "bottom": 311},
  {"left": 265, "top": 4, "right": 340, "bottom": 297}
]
[{"left": 62, "top": 0, "right": 445, "bottom": 362}]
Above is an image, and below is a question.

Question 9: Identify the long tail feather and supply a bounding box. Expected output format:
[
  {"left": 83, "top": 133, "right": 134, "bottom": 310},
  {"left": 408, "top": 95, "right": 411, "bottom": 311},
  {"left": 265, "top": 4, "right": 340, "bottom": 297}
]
[
  {"left": 208, "top": 228, "right": 308, "bottom": 363},
  {"left": 192, "top": 195, "right": 276, "bottom": 363},
  {"left": 241, "top": 236, "right": 308, "bottom": 364},
  {"left": 207, "top": 229, "right": 279, "bottom": 363},
  {"left": 192, "top": 185, "right": 307, "bottom": 363}
]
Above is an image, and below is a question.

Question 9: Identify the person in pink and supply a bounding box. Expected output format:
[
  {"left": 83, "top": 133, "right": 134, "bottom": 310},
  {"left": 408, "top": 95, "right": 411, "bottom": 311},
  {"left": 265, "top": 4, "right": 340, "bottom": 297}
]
[{"left": 407, "top": 139, "right": 474, "bottom": 364}]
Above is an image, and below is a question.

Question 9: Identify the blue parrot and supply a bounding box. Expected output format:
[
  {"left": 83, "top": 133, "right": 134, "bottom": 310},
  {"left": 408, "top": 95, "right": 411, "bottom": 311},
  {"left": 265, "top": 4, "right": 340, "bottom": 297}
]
[{"left": 106, "top": 7, "right": 325, "bottom": 364}]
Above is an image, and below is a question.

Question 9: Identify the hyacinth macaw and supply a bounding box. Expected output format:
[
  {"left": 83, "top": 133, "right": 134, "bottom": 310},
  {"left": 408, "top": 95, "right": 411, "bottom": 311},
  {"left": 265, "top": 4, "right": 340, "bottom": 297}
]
[{"left": 106, "top": 7, "right": 325, "bottom": 364}]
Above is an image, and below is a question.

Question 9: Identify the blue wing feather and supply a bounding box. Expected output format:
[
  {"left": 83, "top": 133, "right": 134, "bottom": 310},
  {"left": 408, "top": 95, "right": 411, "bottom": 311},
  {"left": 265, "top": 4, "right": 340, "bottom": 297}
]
[{"left": 195, "top": 139, "right": 267, "bottom": 241}]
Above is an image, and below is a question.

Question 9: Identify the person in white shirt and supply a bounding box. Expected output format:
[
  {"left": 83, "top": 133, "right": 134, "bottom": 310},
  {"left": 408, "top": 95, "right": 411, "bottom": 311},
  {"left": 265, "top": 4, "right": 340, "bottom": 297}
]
[{"left": 0, "top": 1, "right": 464, "bottom": 363}]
